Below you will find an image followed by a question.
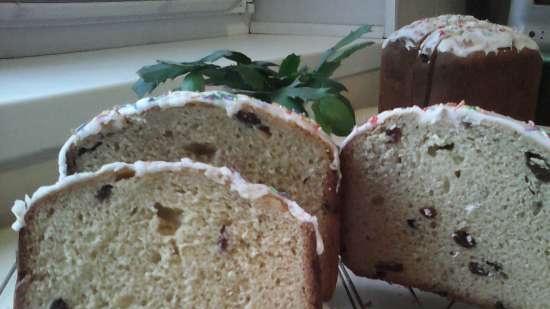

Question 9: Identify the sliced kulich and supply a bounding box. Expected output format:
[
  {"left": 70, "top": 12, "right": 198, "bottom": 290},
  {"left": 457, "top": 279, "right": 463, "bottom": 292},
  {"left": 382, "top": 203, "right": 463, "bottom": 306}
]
[
  {"left": 340, "top": 104, "right": 550, "bottom": 309},
  {"left": 12, "top": 159, "right": 322, "bottom": 309},
  {"left": 57, "top": 90, "right": 340, "bottom": 300}
]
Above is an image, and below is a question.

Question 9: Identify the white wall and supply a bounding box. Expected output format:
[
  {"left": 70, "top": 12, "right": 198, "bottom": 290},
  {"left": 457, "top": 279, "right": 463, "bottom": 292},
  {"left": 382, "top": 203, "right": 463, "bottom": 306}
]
[
  {"left": 396, "top": 0, "right": 467, "bottom": 28},
  {"left": 253, "top": 0, "right": 467, "bottom": 36},
  {"left": 253, "top": 0, "right": 386, "bottom": 26}
]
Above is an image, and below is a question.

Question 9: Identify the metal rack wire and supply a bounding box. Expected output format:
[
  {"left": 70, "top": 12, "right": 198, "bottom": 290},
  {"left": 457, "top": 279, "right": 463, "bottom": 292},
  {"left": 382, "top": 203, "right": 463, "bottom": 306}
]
[
  {"left": 338, "top": 259, "right": 368, "bottom": 309},
  {"left": 0, "top": 262, "right": 15, "bottom": 297}
]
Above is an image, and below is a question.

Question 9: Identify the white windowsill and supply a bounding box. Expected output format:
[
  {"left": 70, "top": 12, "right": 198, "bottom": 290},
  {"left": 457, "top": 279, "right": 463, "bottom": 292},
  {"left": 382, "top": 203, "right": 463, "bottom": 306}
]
[
  {"left": 0, "top": 34, "right": 381, "bottom": 165},
  {"left": 2, "top": 34, "right": 379, "bottom": 105}
]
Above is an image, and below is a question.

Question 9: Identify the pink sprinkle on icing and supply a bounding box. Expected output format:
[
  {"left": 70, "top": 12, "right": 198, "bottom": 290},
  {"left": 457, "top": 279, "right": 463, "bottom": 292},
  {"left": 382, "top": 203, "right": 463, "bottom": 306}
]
[{"left": 368, "top": 115, "right": 378, "bottom": 126}]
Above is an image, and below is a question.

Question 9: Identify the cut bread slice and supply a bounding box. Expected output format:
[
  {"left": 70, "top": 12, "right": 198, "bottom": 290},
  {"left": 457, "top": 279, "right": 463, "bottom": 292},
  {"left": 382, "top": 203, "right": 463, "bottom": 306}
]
[
  {"left": 12, "top": 159, "right": 322, "bottom": 309},
  {"left": 340, "top": 104, "right": 550, "bottom": 309},
  {"left": 57, "top": 91, "right": 340, "bottom": 300}
]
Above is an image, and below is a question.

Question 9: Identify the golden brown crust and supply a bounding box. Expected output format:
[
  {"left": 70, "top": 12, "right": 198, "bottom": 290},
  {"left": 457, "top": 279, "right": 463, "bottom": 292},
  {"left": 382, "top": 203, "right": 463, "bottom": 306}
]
[
  {"left": 300, "top": 223, "right": 322, "bottom": 309},
  {"left": 13, "top": 272, "right": 31, "bottom": 309},
  {"left": 248, "top": 104, "right": 340, "bottom": 300},
  {"left": 379, "top": 38, "right": 543, "bottom": 121},
  {"left": 64, "top": 146, "right": 78, "bottom": 176},
  {"left": 339, "top": 138, "right": 356, "bottom": 265}
]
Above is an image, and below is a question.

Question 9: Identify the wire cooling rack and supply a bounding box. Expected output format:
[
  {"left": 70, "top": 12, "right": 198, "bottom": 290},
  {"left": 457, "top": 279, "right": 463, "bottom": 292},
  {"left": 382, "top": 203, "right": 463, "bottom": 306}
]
[{"left": 0, "top": 262, "right": 15, "bottom": 298}]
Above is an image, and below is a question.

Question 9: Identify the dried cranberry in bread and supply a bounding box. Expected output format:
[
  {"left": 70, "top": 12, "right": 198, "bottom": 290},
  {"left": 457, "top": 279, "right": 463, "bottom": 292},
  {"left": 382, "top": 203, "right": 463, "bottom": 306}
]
[
  {"left": 340, "top": 104, "right": 550, "bottom": 309},
  {"left": 380, "top": 15, "right": 542, "bottom": 121},
  {"left": 12, "top": 160, "right": 322, "bottom": 309},
  {"left": 57, "top": 91, "right": 340, "bottom": 300}
]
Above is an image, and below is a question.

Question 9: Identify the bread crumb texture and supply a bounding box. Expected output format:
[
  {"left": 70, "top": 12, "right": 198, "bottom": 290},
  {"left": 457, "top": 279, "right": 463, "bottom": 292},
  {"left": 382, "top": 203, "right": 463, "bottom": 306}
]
[
  {"left": 17, "top": 169, "right": 317, "bottom": 308},
  {"left": 341, "top": 110, "right": 550, "bottom": 309}
]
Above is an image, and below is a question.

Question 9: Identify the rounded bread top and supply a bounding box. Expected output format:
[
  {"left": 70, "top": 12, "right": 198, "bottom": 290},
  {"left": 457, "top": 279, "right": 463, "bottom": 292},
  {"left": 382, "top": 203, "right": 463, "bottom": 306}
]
[
  {"left": 341, "top": 102, "right": 550, "bottom": 151},
  {"left": 383, "top": 14, "right": 539, "bottom": 57},
  {"left": 12, "top": 159, "right": 324, "bottom": 255},
  {"left": 57, "top": 91, "right": 340, "bottom": 179}
]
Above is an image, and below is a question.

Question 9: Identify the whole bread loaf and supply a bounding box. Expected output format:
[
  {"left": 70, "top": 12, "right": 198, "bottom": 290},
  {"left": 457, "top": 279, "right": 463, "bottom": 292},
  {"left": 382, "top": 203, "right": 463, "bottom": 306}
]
[
  {"left": 380, "top": 15, "right": 542, "bottom": 121},
  {"left": 12, "top": 159, "right": 322, "bottom": 309},
  {"left": 340, "top": 104, "right": 550, "bottom": 309}
]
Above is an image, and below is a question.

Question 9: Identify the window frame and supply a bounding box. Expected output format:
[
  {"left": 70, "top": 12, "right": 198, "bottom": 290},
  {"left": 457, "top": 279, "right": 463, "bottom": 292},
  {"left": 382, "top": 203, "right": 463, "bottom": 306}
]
[
  {"left": 0, "top": 0, "right": 245, "bottom": 26},
  {"left": 0, "top": 0, "right": 252, "bottom": 58}
]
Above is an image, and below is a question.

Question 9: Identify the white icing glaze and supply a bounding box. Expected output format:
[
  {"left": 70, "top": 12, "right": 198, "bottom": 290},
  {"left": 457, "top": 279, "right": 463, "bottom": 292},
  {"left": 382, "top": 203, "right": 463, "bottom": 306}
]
[
  {"left": 285, "top": 199, "right": 324, "bottom": 255},
  {"left": 341, "top": 103, "right": 550, "bottom": 151},
  {"left": 383, "top": 14, "right": 539, "bottom": 57},
  {"left": 384, "top": 15, "right": 478, "bottom": 49},
  {"left": 12, "top": 159, "right": 324, "bottom": 255},
  {"left": 58, "top": 91, "right": 340, "bottom": 184}
]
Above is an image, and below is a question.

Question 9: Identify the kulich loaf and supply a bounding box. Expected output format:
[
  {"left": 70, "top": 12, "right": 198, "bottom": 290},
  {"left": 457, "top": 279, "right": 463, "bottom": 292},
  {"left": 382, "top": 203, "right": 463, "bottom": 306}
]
[
  {"left": 12, "top": 160, "right": 322, "bottom": 309},
  {"left": 340, "top": 104, "right": 550, "bottom": 309},
  {"left": 57, "top": 91, "right": 340, "bottom": 300},
  {"left": 380, "top": 15, "right": 542, "bottom": 121}
]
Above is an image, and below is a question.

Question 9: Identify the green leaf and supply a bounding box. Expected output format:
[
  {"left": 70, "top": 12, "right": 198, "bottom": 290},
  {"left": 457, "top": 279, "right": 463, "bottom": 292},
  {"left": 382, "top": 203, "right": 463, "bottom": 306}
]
[
  {"left": 316, "top": 95, "right": 356, "bottom": 136},
  {"left": 275, "top": 86, "right": 330, "bottom": 101},
  {"left": 311, "top": 101, "right": 332, "bottom": 134},
  {"left": 302, "top": 74, "right": 347, "bottom": 93},
  {"left": 132, "top": 25, "right": 372, "bottom": 127},
  {"left": 181, "top": 71, "right": 205, "bottom": 91},
  {"left": 234, "top": 65, "right": 266, "bottom": 90},
  {"left": 249, "top": 63, "right": 278, "bottom": 77},
  {"left": 132, "top": 79, "right": 157, "bottom": 98},
  {"left": 315, "top": 62, "right": 341, "bottom": 78},
  {"left": 335, "top": 93, "right": 353, "bottom": 109},
  {"left": 317, "top": 41, "right": 373, "bottom": 77},
  {"left": 219, "top": 67, "right": 249, "bottom": 89},
  {"left": 200, "top": 50, "right": 251, "bottom": 64},
  {"left": 137, "top": 63, "right": 187, "bottom": 82},
  {"left": 272, "top": 95, "right": 306, "bottom": 114},
  {"left": 332, "top": 25, "right": 372, "bottom": 50},
  {"left": 201, "top": 66, "right": 226, "bottom": 85},
  {"left": 279, "top": 53, "right": 300, "bottom": 77},
  {"left": 327, "top": 41, "right": 374, "bottom": 63},
  {"left": 316, "top": 24, "right": 372, "bottom": 72},
  {"left": 253, "top": 61, "right": 278, "bottom": 67}
]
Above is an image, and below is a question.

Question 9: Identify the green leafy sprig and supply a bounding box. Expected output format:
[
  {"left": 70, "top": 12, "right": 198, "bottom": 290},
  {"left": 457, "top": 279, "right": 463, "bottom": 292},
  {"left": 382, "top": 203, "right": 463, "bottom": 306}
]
[{"left": 133, "top": 25, "right": 373, "bottom": 136}]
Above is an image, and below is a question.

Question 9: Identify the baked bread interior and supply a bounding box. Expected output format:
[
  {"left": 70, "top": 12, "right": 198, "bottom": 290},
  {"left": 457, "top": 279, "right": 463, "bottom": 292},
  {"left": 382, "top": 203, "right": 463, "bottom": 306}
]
[
  {"left": 57, "top": 91, "right": 340, "bottom": 300},
  {"left": 12, "top": 160, "right": 322, "bottom": 309},
  {"left": 340, "top": 104, "right": 550, "bottom": 309}
]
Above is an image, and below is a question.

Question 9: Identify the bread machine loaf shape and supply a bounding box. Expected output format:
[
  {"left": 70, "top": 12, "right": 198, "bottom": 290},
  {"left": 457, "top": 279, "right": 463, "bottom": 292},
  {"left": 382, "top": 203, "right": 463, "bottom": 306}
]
[{"left": 379, "top": 14, "right": 542, "bottom": 121}]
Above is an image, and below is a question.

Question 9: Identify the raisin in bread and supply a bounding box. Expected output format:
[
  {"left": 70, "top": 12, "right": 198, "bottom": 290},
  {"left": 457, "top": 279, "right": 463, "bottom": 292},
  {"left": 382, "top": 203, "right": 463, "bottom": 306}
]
[
  {"left": 340, "top": 104, "right": 550, "bottom": 309},
  {"left": 57, "top": 90, "right": 340, "bottom": 300},
  {"left": 380, "top": 15, "right": 542, "bottom": 121},
  {"left": 12, "top": 159, "right": 322, "bottom": 309}
]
